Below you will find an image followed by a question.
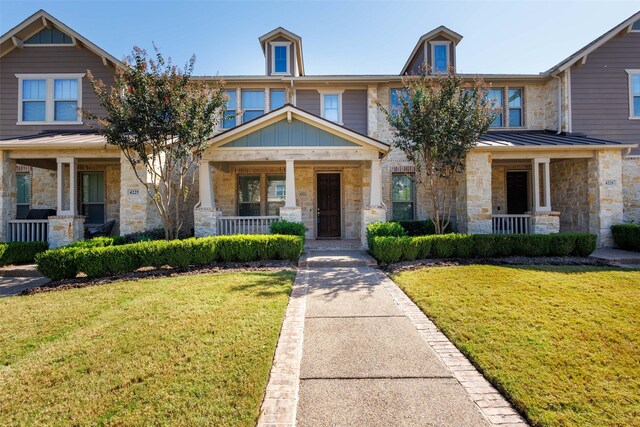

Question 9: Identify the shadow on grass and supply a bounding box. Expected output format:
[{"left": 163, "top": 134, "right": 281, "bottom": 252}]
[{"left": 227, "top": 270, "right": 296, "bottom": 298}]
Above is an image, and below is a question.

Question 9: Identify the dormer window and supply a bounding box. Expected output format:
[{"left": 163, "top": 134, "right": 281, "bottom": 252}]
[
  {"left": 271, "top": 42, "right": 291, "bottom": 75},
  {"left": 431, "top": 41, "right": 450, "bottom": 74}
]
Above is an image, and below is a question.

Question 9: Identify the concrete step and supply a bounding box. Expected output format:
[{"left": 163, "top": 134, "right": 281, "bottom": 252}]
[
  {"left": 590, "top": 248, "right": 640, "bottom": 266},
  {"left": 298, "top": 250, "right": 377, "bottom": 268}
]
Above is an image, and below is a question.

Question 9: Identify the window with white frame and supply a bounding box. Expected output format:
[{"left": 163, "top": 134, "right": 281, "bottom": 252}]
[
  {"left": 242, "top": 90, "right": 264, "bottom": 123},
  {"left": 390, "top": 89, "right": 408, "bottom": 117},
  {"left": 270, "top": 89, "right": 286, "bottom": 110},
  {"left": 508, "top": 88, "right": 523, "bottom": 127},
  {"left": 627, "top": 70, "right": 640, "bottom": 118},
  {"left": 222, "top": 89, "right": 236, "bottom": 129},
  {"left": 430, "top": 41, "right": 450, "bottom": 74},
  {"left": 271, "top": 42, "right": 291, "bottom": 75},
  {"left": 17, "top": 74, "right": 83, "bottom": 124},
  {"left": 486, "top": 88, "right": 503, "bottom": 127},
  {"left": 321, "top": 93, "right": 342, "bottom": 123}
]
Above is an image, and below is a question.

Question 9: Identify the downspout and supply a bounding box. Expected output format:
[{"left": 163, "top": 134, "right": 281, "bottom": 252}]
[{"left": 553, "top": 74, "right": 562, "bottom": 134}]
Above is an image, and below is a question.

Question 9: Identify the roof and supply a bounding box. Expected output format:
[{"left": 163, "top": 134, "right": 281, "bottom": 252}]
[
  {"left": 0, "top": 130, "right": 110, "bottom": 149},
  {"left": 400, "top": 25, "right": 464, "bottom": 76},
  {"left": 544, "top": 10, "right": 640, "bottom": 75},
  {"left": 211, "top": 104, "right": 390, "bottom": 152},
  {"left": 258, "top": 27, "right": 305, "bottom": 76},
  {"left": 476, "top": 131, "right": 638, "bottom": 150},
  {"left": 0, "top": 9, "right": 121, "bottom": 67}
]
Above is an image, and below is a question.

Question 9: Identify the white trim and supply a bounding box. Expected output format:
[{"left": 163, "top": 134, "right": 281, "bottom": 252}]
[
  {"left": 429, "top": 40, "right": 451, "bottom": 74},
  {"left": 270, "top": 41, "right": 291, "bottom": 76},
  {"left": 399, "top": 26, "right": 462, "bottom": 75},
  {"left": 626, "top": 69, "right": 640, "bottom": 119},
  {"left": 319, "top": 92, "right": 343, "bottom": 124},
  {"left": 15, "top": 73, "right": 84, "bottom": 125}
]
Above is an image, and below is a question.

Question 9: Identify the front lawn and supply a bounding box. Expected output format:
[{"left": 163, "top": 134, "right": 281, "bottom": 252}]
[
  {"left": 0, "top": 271, "right": 294, "bottom": 426},
  {"left": 392, "top": 265, "right": 640, "bottom": 426}
]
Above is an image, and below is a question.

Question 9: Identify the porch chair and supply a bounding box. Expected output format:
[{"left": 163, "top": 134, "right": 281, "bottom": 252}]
[{"left": 85, "top": 219, "right": 116, "bottom": 239}]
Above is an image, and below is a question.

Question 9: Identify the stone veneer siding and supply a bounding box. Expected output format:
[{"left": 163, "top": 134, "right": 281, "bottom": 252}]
[
  {"left": 588, "top": 150, "right": 624, "bottom": 246},
  {"left": 550, "top": 159, "right": 590, "bottom": 232},
  {"left": 622, "top": 156, "right": 640, "bottom": 223}
]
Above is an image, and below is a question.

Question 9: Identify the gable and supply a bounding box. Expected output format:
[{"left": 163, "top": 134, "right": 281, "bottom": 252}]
[
  {"left": 24, "top": 27, "right": 73, "bottom": 45},
  {"left": 219, "top": 118, "right": 359, "bottom": 148}
]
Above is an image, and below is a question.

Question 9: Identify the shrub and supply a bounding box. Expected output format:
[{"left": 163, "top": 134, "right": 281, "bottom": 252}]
[
  {"left": 270, "top": 220, "right": 306, "bottom": 239},
  {"left": 35, "top": 248, "right": 79, "bottom": 281},
  {"left": 413, "top": 236, "right": 433, "bottom": 259},
  {"left": 120, "top": 227, "right": 168, "bottom": 243},
  {"left": 398, "top": 219, "right": 455, "bottom": 236},
  {"left": 454, "top": 234, "right": 475, "bottom": 258},
  {"left": 431, "top": 234, "right": 457, "bottom": 258},
  {"left": 611, "top": 224, "right": 640, "bottom": 252},
  {"left": 64, "top": 236, "right": 126, "bottom": 249},
  {"left": 0, "top": 241, "right": 49, "bottom": 265},
  {"left": 370, "top": 236, "right": 407, "bottom": 264},
  {"left": 366, "top": 221, "right": 406, "bottom": 251},
  {"left": 573, "top": 233, "right": 597, "bottom": 256},
  {"left": 472, "top": 234, "right": 498, "bottom": 257}
]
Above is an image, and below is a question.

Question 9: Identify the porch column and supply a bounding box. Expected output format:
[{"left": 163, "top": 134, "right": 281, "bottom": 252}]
[
  {"left": 49, "top": 157, "right": 84, "bottom": 248},
  {"left": 529, "top": 157, "right": 560, "bottom": 234},
  {"left": 194, "top": 160, "right": 220, "bottom": 237},
  {"left": 0, "top": 151, "right": 17, "bottom": 242},
  {"left": 280, "top": 159, "right": 303, "bottom": 223},
  {"left": 457, "top": 151, "right": 492, "bottom": 234},
  {"left": 361, "top": 158, "right": 387, "bottom": 248},
  {"left": 370, "top": 158, "right": 383, "bottom": 206},
  {"left": 588, "top": 150, "right": 624, "bottom": 246}
]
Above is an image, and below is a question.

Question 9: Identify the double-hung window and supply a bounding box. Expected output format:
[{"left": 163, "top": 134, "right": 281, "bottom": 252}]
[
  {"left": 17, "top": 74, "right": 83, "bottom": 124},
  {"left": 487, "top": 88, "right": 503, "bottom": 128},
  {"left": 392, "top": 174, "right": 415, "bottom": 221},
  {"left": 270, "top": 89, "right": 286, "bottom": 110},
  {"left": 508, "top": 88, "right": 523, "bottom": 127},
  {"left": 238, "top": 175, "right": 261, "bottom": 216},
  {"left": 16, "top": 172, "right": 31, "bottom": 219},
  {"left": 222, "top": 90, "right": 236, "bottom": 129},
  {"left": 431, "top": 42, "right": 450, "bottom": 74},
  {"left": 271, "top": 42, "right": 290, "bottom": 75},
  {"left": 242, "top": 90, "right": 264, "bottom": 123},
  {"left": 628, "top": 70, "right": 640, "bottom": 118},
  {"left": 321, "top": 93, "right": 341, "bottom": 123},
  {"left": 81, "top": 172, "right": 105, "bottom": 225},
  {"left": 390, "top": 89, "right": 408, "bottom": 117},
  {"left": 267, "top": 175, "right": 286, "bottom": 215}
]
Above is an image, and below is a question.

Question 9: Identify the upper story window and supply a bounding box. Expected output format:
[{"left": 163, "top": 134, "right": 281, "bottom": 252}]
[
  {"left": 222, "top": 89, "right": 236, "bottom": 129},
  {"left": 242, "top": 90, "right": 264, "bottom": 123},
  {"left": 390, "top": 89, "right": 408, "bottom": 116},
  {"left": 24, "top": 28, "right": 73, "bottom": 45},
  {"left": 270, "top": 89, "right": 286, "bottom": 110},
  {"left": 631, "top": 20, "right": 640, "bottom": 31},
  {"left": 628, "top": 70, "right": 640, "bottom": 118},
  {"left": 320, "top": 92, "right": 342, "bottom": 123},
  {"left": 431, "top": 41, "right": 450, "bottom": 74},
  {"left": 487, "top": 88, "right": 503, "bottom": 127},
  {"left": 17, "top": 74, "right": 83, "bottom": 124},
  {"left": 271, "top": 42, "right": 291, "bottom": 75},
  {"left": 486, "top": 87, "right": 524, "bottom": 128},
  {"left": 508, "top": 88, "right": 523, "bottom": 127}
]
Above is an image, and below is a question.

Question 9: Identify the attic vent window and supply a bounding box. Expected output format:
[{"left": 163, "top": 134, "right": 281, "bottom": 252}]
[
  {"left": 24, "top": 28, "right": 73, "bottom": 45},
  {"left": 631, "top": 20, "right": 640, "bottom": 32},
  {"left": 270, "top": 42, "right": 291, "bottom": 75}
]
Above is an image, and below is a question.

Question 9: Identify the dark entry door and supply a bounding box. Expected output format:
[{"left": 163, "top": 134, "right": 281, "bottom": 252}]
[
  {"left": 317, "top": 173, "right": 341, "bottom": 238},
  {"left": 506, "top": 171, "right": 529, "bottom": 214}
]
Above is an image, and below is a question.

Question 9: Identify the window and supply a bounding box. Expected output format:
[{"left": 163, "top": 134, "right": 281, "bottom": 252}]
[
  {"left": 487, "top": 88, "right": 503, "bottom": 127},
  {"left": 321, "top": 93, "right": 341, "bottom": 123},
  {"left": 242, "top": 90, "right": 264, "bottom": 123},
  {"left": 267, "top": 175, "right": 286, "bottom": 215},
  {"left": 238, "top": 175, "right": 261, "bottom": 216},
  {"left": 271, "top": 89, "right": 286, "bottom": 110},
  {"left": 631, "top": 20, "right": 640, "bottom": 31},
  {"left": 17, "top": 74, "right": 83, "bottom": 124},
  {"left": 628, "top": 70, "right": 640, "bottom": 118},
  {"left": 24, "top": 28, "right": 73, "bottom": 45},
  {"left": 431, "top": 42, "right": 450, "bottom": 74},
  {"left": 392, "top": 174, "right": 414, "bottom": 221},
  {"left": 390, "top": 89, "right": 408, "bottom": 116},
  {"left": 271, "top": 42, "right": 291, "bottom": 75},
  {"left": 81, "top": 172, "right": 105, "bottom": 225},
  {"left": 222, "top": 90, "right": 236, "bottom": 129},
  {"left": 508, "top": 88, "right": 523, "bottom": 127},
  {"left": 16, "top": 172, "right": 31, "bottom": 219}
]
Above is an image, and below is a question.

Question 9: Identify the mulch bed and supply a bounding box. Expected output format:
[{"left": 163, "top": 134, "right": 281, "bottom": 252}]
[{"left": 21, "top": 260, "right": 297, "bottom": 296}]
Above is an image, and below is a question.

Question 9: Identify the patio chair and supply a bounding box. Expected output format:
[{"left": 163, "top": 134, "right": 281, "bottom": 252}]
[{"left": 85, "top": 219, "right": 116, "bottom": 239}]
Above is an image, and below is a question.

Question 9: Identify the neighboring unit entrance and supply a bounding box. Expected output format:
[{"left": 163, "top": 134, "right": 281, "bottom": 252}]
[
  {"left": 506, "top": 171, "right": 529, "bottom": 214},
  {"left": 317, "top": 173, "right": 341, "bottom": 238}
]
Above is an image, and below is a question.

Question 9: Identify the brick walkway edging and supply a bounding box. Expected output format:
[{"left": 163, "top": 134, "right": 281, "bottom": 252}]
[
  {"left": 380, "top": 276, "right": 529, "bottom": 426},
  {"left": 257, "top": 269, "right": 308, "bottom": 427}
]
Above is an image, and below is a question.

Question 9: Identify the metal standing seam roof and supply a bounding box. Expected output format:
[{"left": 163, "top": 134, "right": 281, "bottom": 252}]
[
  {"left": 477, "top": 131, "right": 638, "bottom": 148},
  {"left": 0, "top": 130, "right": 108, "bottom": 146}
]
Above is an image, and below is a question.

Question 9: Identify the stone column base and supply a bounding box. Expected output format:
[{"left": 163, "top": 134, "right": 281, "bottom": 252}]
[
  {"left": 194, "top": 207, "right": 220, "bottom": 237},
  {"left": 466, "top": 216, "right": 493, "bottom": 234},
  {"left": 528, "top": 211, "right": 560, "bottom": 234},
  {"left": 361, "top": 205, "right": 387, "bottom": 248},
  {"left": 48, "top": 216, "right": 85, "bottom": 248},
  {"left": 279, "top": 207, "right": 302, "bottom": 223}
]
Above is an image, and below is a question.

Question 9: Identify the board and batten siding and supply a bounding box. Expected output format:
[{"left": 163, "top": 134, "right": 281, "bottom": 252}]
[
  {"left": 0, "top": 45, "right": 115, "bottom": 139},
  {"left": 295, "top": 89, "right": 368, "bottom": 135},
  {"left": 570, "top": 30, "right": 640, "bottom": 154}
]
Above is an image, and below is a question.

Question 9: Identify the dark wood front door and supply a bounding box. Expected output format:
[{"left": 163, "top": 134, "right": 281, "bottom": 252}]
[
  {"left": 506, "top": 171, "right": 529, "bottom": 214},
  {"left": 317, "top": 173, "right": 341, "bottom": 238}
]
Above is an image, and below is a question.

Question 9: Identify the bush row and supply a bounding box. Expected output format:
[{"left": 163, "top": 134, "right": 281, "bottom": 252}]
[
  {"left": 36, "top": 234, "right": 304, "bottom": 280},
  {"left": 369, "top": 233, "right": 597, "bottom": 264},
  {"left": 0, "top": 241, "right": 49, "bottom": 266},
  {"left": 611, "top": 224, "right": 640, "bottom": 252},
  {"left": 269, "top": 219, "right": 306, "bottom": 239},
  {"left": 64, "top": 236, "right": 126, "bottom": 249},
  {"left": 397, "top": 219, "right": 455, "bottom": 236}
]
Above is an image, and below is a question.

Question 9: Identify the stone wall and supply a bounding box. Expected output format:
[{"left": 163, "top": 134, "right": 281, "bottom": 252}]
[
  {"left": 456, "top": 151, "right": 493, "bottom": 234},
  {"left": 550, "top": 159, "right": 589, "bottom": 232},
  {"left": 622, "top": 156, "right": 640, "bottom": 223},
  {"left": 0, "top": 152, "right": 16, "bottom": 242},
  {"left": 588, "top": 150, "right": 624, "bottom": 246},
  {"left": 119, "top": 155, "right": 163, "bottom": 235},
  {"left": 31, "top": 167, "right": 57, "bottom": 209}
]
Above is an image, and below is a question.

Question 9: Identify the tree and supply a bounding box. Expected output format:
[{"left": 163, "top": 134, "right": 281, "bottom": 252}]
[
  {"left": 87, "top": 46, "right": 226, "bottom": 239},
  {"left": 377, "top": 72, "right": 496, "bottom": 234}
]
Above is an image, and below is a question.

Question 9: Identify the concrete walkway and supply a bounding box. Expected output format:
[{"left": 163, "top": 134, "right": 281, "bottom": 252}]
[
  {"left": 0, "top": 264, "right": 50, "bottom": 297},
  {"left": 259, "top": 251, "right": 527, "bottom": 426}
]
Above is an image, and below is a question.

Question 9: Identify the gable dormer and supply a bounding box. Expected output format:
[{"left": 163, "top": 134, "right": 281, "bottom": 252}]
[
  {"left": 259, "top": 27, "right": 305, "bottom": 76},
  {"left": 400, "top": 26, "right": 463, "bottom": 75}
]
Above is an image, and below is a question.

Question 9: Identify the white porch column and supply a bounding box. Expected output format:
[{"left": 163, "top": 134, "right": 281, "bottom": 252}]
[
  {"left": 198, "top": 160, "right": 215, "bottom": 209},
  {"left": 194, "top": 160, "right": 220, "bottom": 237},
  {"left": 49, "top": 157, "right": 84, "bottom": 248},
  {"left": 369, "top": 158, "right": 383, "bottom": 207},
  {"left": 0, "top": 151, "right": 17, "bottom": 242},
  {"left": 529, "top": 157, "right": 560, "bottom": 234},
  {"left": 280, "top": 159, "right": 302, "bottom": 224}
]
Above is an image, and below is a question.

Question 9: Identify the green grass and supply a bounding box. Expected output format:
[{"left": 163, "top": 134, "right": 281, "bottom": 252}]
[
  {"left": 0, "top": 271, "right": 294, "bottom": 426},
  {"left": 392, "top": 265, "right": 640, "bottom": 427}
]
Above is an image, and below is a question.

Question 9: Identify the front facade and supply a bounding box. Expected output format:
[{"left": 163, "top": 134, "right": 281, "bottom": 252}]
[{"left": 0, "top": 10, "right": 639, "bottom": 248}]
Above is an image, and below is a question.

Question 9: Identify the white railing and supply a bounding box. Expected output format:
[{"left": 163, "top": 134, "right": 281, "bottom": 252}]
[
  {"left": 492, "top": 214, "right": 531, "bottom": 234},
  {"left": 217, "top": 216, "right": 279, "bottom": 235},
  {"left": 7, "top": 220, "right": 49, "bottom": 242}
]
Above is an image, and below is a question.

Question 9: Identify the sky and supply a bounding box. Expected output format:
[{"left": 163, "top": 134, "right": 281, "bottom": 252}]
[{"left": 1, "top": 0, "right": 639, "bottom": 76}]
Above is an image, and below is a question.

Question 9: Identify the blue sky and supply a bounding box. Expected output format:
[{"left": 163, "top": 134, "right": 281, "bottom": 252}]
[{"left": 1, "top": 1, "right": 639, "bottom": 76}]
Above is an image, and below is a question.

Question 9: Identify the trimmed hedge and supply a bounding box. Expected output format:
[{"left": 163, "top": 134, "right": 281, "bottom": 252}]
[
  {"left": 269, "top": 220, "right": 306, "bottom": 239},
  {"left": 64, "top": 236, "right": 126, "bottom": 249},
  {"left": 611, "top": 224, "right": 640, "bottom": 252},
  {"left": 0, "top": 241, "right": 49, "bottom": 266},
  {"left": 369, "top": 233, "right": 597, "bottom": 263},
  {"left": 397, "top": 219, "right": 454, "bottom": 236},
  {"left": 35, "top": 234, "right": 304, "bottom": 280},
  {"left": 366, "top": 221, "right": 406, "bottom": 249}
]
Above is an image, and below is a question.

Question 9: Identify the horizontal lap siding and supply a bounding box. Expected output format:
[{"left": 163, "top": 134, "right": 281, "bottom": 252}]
[
  {"left": 295, "top": 90, "right": 320, "bottom": 115},
  {"left": 571, "top": 31, "right": 640, "bottom": 148},
  {"left": 0, "top": 46, "right": 115, "bottom": 138},
  {"left": 342, "top": 90, "right": 367, "bottom": 134}
]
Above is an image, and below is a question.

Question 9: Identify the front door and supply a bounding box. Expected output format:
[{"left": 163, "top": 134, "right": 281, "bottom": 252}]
[
  {"left": 506, "top": 171, "right": 529, "bottom": 214},
  {"left": 317, "top": 173, "right": 341, "bottom": 238}
]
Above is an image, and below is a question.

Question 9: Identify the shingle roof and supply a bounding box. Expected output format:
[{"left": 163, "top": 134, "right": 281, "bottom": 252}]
[{"left": 477, "top": 131, "right": 638, "bottom": 149}]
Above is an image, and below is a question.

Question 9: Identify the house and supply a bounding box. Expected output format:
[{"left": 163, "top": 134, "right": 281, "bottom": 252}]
[{"left": 0, "top": 9, "right": 638, "bottom": 248}]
